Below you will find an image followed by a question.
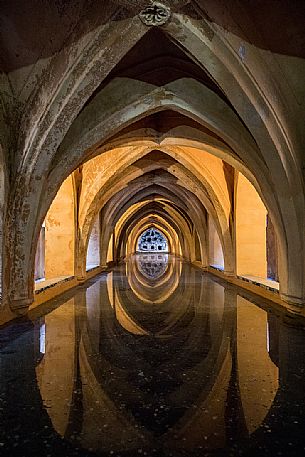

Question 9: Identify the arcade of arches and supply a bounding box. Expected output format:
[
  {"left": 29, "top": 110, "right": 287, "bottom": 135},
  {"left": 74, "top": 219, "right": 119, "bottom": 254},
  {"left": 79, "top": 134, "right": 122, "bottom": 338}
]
[
  {"left": 0, "top": 1, "right": 305, "bottom": 321},
  {"left": 1, "top": 3, "right": 305, "bottom": 456}
]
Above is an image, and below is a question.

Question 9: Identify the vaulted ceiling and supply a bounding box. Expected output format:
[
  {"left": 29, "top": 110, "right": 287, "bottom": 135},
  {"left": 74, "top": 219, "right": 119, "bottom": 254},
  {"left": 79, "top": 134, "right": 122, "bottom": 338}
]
[{"left": 1, "top": 0, "right": 305, "bottom": 309}]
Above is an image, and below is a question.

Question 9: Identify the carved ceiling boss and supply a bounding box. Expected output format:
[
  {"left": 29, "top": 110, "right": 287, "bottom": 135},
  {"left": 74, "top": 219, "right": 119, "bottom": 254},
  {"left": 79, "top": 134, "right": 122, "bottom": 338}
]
[{"left": 139, "top": 2, "right": 171, "bottom": 26}]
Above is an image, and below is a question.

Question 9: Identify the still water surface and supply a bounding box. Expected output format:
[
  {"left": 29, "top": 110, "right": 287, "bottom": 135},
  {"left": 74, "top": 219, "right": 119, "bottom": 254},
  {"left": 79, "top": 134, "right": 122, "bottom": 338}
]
[{"left": 1, "top": 255, "right": 305, "bottom": 457}]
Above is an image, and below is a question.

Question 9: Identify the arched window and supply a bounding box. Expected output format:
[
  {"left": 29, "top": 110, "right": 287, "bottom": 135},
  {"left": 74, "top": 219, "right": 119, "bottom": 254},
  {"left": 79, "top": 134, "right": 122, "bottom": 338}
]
[{"left": 137, "top": 227, "right": 168, "bottom": 252}]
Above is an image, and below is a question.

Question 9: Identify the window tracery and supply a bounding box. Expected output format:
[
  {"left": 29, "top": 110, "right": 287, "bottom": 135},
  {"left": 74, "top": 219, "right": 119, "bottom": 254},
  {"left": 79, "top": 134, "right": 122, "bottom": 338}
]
[{"left": 137, "top": 227, "right": 168, "bottom": 252}]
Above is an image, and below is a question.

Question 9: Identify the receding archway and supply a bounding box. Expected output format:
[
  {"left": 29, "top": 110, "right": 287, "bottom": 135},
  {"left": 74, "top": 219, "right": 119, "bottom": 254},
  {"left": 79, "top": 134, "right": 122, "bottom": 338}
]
[{"left": 4, "top": 10, "right": 305, "bottom": 311}]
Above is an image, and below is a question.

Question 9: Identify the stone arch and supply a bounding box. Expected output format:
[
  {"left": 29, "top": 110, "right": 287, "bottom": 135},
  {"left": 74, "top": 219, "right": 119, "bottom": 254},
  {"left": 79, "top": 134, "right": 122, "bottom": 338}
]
[
  {"left": 5, "top": 21, "right": 150, "bottom": 311},
  {"left": 116, "top": 204, "right": 191, "bottom": 261},
  {"left": 163, "top": 16, "right": 304, "bottom": 303},
  {"left": 5, "top": 10, "right": 305, "bottom": 310},
  {"left": 78, "top": 147, "right": 233, "bottom": 274},
  {"left": 122, "top": 215, "right": 182, "bottom": 261},
  {"left": 99, "top": 183, "right": 208, "bottom": 270},
  {"left": 4, "top": 82, "right": 255, "bottom": 309},
  {"left": 122, "top": 203, "right": 192, "bottom": 257}
]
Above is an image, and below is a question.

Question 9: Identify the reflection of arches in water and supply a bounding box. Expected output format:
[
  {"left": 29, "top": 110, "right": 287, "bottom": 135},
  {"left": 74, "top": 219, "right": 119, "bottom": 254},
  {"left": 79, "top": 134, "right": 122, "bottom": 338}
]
[
  {"left": 126, "top": 255, "right": 182, "bottom": 305},
  {"left": 137, "top": 253, "right": 168, "bottom": 280},
  {"left": 116, "top": 261, "right": 198, "bottom": 336},
  {"left": 137, "top": 227, "right": 168, "bottom": 252},
  {"left": 2, "top": 301, "right": 301, "bottom": 457},
  {"left": 23, "top": 264, "right": 292, "bottom": 456}
]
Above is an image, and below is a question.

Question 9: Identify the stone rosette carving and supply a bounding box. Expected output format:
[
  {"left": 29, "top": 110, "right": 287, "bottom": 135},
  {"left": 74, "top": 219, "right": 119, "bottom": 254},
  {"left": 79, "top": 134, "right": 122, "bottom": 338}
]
[{"left": 139, "top": 2, "right": 171, "bottom": 26}]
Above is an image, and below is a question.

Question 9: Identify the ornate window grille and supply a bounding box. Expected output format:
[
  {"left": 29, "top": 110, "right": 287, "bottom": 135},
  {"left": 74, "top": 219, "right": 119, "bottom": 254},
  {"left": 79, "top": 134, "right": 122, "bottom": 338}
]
[{"left": 137, "top": 227, "right": 168, "bottom": 252}]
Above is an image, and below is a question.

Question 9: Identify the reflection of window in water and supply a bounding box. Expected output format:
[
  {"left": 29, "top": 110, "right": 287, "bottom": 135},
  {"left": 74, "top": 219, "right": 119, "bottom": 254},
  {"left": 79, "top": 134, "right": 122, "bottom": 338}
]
[
  {"left": 137, "top": 253, "right": 168, "bottom": 279},
  {"left": 40, "top": 323, "right": 46, "bottom": 354},
  {"left": 137, "top": 228, "right": 168, "bottom": 252}
]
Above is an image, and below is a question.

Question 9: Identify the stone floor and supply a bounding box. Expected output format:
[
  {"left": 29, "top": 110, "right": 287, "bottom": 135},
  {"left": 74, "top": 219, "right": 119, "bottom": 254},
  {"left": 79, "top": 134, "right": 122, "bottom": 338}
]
[{"left": 1, "top": 255, "right": 305, "bottom": 457}]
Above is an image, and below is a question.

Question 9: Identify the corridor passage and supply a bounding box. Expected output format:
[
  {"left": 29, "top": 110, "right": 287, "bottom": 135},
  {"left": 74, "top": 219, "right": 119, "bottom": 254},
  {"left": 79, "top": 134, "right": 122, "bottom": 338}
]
[{"left": 1, "top": 256, "right": 305, "bottom": 457}]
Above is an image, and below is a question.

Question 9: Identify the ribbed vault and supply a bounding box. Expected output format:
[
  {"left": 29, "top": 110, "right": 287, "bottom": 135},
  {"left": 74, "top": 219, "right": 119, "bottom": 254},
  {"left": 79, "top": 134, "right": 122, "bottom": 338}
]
[{"left": 1, "top": 1, "right": 305, "bottom": 317}]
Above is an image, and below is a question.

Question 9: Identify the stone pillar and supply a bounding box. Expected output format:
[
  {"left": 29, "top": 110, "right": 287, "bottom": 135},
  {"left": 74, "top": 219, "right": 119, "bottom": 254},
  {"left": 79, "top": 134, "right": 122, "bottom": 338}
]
[{"left": 266, "top": 215, "right": 279, "bottom": 281}]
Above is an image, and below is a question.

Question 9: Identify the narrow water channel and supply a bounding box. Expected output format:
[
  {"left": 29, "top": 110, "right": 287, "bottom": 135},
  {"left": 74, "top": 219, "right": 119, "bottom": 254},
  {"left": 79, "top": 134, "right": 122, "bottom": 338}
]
[{"left": 1, "top": 255, "right": 305, "bottom": 457}]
